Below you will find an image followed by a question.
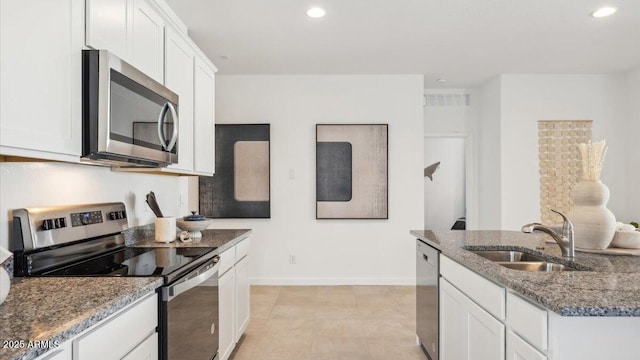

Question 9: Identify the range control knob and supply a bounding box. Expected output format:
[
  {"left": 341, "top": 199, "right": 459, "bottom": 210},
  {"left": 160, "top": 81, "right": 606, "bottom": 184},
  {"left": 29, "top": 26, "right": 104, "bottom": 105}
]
[
  {"left": 81, "top": 213, "right": 90, "bottom": 225},
  {"left": 109, "top": 212, "right": 118, "bottom": 220},
  {"left": 58, "top": 217, "right": 67, "bottom": 228}
]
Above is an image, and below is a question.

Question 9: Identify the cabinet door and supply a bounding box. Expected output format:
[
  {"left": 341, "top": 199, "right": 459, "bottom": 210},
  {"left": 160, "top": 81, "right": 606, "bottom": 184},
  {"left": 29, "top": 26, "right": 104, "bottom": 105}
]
[
  {"left": 131, "top": 0, "right": 164, "bottom": 83},
  {"left": 0, "top": 0, "right": 83, "bottom": 159},
  {"left": 121, "top": 332, "right": 158, "bottom": 360},
  {"left": 85, "top": 0, "right": 131, "bottom": 58},
  {"left": 193, "top": 56, "right": 216, "bottom": 175},
  {"left": 467, "top": 296, "right": 505, "bottom": 360},
  {"left": 440, "top": 279, "right": 505, "bottom": 360},
  {"left": 219, "top": 269, "right": 236, "bottom": 360},
  {"left": 164, "top": 27, "right": 194, "bottom": 172},
  {"left": 440, "top": 279, "right": 467, "bottom": 360},
  {"left": 34, "top": 341, "right": 71, "bottom": 360},
  {"left": 506, "top": 331, "right": 546, "bottom": 360},
  {"left": 235, "top": 255, "right": 250, "bottom": 341},
  {"left": 74, "top": 295, "right": 157, "bottom": 360}
]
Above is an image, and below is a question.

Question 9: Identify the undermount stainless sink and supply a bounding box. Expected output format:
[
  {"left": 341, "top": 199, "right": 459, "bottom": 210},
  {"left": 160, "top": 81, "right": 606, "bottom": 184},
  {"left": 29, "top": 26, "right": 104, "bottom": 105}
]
[
  {"left": 498, "top": 262, "right": 575, "bottom": 272},
  {"left": 468, "top": 249, "right": 578, "bottom": 272},
  {"left": 468, "top": 250, "right": 546, "bottom": 262}
]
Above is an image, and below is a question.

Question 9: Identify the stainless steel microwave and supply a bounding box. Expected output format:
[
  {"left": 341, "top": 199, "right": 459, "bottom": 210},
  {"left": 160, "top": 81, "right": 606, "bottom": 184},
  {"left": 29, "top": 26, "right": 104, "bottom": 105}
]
[{"left": 82, "top": 50, "right": 179, "bottom": 167}]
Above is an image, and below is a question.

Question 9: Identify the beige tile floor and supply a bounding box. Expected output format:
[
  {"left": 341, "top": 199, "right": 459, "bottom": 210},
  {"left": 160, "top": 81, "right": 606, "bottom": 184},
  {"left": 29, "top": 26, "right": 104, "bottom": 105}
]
[{"left": 229, "top": 285, "right": 427, "bottom": 360}]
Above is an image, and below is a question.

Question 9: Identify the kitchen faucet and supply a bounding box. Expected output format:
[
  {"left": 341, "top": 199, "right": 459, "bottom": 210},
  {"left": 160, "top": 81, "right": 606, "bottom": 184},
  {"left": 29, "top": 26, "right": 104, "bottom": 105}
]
[{"left": 521, "top": 209, "right": 575, "bottom": 259}]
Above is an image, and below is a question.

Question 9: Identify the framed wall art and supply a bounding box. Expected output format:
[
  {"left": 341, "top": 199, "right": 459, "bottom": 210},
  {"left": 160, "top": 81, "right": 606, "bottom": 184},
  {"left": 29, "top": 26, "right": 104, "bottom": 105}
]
[
  {"left": 316, "top": 124, "right": 388, "bottom": 219},
  {"left": 199, "top": 124, "right": 270, "bottom": 218}
]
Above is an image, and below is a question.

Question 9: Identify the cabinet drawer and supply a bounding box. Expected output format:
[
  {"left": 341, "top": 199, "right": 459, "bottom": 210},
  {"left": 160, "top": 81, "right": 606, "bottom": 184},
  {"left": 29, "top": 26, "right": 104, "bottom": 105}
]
[
  {"left": 34, "top": 341, "right": 71, "bottom": 360},
  {"left": 122, "top": 332, "right": 158, "bottom": 360},
  {"left": 219, "top": 246, "right": 235, "bottom": 276},
  {"left": 235, "top": 237, "right": 250, "bottom": 263},
  {"left": 507, "top": 292, "right": 548, "bottom": 351},
  {"left": 507, "top": 330, "right": 547, "bottom": 360},
  {"left": 440, "top": 255, "right": 505, "bottom": 320},
  {"left": 74, "top": 294, "right": 157, "bottom": 360}
]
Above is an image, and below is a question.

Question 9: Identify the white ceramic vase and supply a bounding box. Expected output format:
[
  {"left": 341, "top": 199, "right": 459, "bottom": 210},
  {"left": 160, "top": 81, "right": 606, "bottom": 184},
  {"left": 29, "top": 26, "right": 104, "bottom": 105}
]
[{"left": 567, "top": 180, "right": 616, "bottom": 249}]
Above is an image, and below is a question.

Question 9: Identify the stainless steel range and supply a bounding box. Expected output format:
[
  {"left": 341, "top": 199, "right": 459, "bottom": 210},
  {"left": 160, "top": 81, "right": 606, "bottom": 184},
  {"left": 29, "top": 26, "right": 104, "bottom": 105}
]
[{"left": 10, "top": 202, "right": 219, "bottom": 360}]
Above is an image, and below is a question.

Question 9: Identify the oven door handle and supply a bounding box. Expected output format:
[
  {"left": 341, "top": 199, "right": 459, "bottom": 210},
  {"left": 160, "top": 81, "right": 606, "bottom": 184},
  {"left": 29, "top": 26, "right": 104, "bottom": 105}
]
[{"left": 167, "top": 256, "right": 219, "bottom": 301}]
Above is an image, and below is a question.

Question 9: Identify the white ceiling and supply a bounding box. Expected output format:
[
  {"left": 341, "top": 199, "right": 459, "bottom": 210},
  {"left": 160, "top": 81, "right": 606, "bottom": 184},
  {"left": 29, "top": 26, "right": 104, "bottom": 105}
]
[{"left": 165, "top": 0, "right": 640, "bottom": 87}]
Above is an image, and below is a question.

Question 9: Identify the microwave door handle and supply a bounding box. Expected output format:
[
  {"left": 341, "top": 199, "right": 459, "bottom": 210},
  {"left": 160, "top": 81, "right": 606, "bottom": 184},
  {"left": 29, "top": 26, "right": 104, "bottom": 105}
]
[
  {"left": 165, "top": 102, "right": 179, "bottom": 152},
  {"left": 157, "top": 102, "right": 170, "bottom": 150}
]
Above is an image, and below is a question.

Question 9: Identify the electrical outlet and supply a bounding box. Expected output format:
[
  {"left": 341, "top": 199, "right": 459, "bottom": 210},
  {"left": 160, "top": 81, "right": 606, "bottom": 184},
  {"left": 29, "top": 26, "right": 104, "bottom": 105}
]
[{"left": 289, "top": 254, "right": 296, "bottom": 264}]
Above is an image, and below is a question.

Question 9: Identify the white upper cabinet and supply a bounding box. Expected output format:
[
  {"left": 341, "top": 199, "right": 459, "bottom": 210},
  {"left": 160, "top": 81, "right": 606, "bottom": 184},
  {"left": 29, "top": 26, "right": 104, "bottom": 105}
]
[
  {"left": 86, "top": 0, "right": 164, "bottom": 83},
  {"left": 193, "top": 56, "right": 217, "bottom": 175},
  {"left": 131, "top": 0, "right": 165, "bottom": 83},
  {"left": 2, "top": 0, "right": 215, "bottom": 170},
  {"left": 85, "top": 0, "right": 130, "bottom": 59},
  {"left": 165, "top": 27, "right": 194, "bottom": 172},
  {"left": 0, "top": 0, "right": 83, "bottom": 161}
]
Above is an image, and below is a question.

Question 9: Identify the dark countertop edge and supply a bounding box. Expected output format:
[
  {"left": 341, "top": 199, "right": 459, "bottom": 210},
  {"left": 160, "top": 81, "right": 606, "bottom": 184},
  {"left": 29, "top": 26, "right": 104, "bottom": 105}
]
[
  {"left": 411, "top": 230, "right": 640, "bottom": 317},
  {"left": 212, "top": 230, "right": 253, "bottom": 254},
  {"left": 8, "top": 278, "right": 163, "bottom": 360}
]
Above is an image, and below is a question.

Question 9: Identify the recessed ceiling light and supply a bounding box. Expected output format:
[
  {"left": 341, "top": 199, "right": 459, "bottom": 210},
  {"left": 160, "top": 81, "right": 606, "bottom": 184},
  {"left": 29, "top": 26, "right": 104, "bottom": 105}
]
[
  {"left": 437, "top": 78, "right": 447, "bottom": 83},
  {"left": 307, "top": 7, "right": 326, "bottom": 18},
  {"left": 592, "top": 7, "right": 617, "bottom": 18}
]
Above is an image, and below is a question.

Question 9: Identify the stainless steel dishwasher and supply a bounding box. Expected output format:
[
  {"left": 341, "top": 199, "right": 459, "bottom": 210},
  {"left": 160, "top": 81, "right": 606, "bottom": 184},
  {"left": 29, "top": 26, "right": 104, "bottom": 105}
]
[{"left": 416, "top": 239, "right": 439, "bottom": 360}]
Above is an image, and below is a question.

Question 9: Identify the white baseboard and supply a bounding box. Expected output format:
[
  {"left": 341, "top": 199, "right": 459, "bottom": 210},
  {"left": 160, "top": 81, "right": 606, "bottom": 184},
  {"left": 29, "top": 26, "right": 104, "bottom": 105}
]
[{"left": 249, "top": 277, "right": 416, "bottom": 286}]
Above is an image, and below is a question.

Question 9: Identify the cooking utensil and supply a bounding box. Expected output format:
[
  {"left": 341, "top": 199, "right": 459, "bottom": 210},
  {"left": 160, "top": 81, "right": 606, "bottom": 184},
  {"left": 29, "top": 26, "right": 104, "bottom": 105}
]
[{"left": 146, "top": 191, "right": 164, "bottom": 217}]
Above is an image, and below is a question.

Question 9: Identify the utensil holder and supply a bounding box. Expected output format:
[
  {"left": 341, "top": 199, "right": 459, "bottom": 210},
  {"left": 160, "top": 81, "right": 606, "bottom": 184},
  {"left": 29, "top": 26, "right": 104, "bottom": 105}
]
[{"left": 155, "top": 217, "right": 176, "bottom": 243}]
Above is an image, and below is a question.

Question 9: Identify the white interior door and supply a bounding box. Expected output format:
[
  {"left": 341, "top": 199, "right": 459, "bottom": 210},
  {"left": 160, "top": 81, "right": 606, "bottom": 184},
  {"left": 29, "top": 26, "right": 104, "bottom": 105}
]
[{"left": 424, "top": 137, "right": 466, "bottom": 230}]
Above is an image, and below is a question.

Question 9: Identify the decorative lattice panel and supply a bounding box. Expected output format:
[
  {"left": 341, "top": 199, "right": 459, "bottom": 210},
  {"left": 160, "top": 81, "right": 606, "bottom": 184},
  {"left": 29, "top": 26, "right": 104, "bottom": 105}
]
[{"left": 538, "top": 120, "right": 592, "bottom": 225}]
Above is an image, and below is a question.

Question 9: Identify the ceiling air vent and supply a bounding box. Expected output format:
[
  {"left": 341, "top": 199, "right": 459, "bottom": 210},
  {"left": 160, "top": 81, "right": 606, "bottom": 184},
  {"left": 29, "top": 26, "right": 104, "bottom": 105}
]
[{"left": 424, "top": 93, "right": 471, "bottom": 107}]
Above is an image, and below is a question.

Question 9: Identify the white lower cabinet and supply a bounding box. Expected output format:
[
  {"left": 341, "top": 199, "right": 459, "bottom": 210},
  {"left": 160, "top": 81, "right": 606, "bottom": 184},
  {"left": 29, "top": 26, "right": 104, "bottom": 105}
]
[
  {"left": 74, "top": 293, "right": 157, "bottom": 360},
  {"left": 218, "top": 237, "right": 251, "bottom": 360},
  {"left": 234, "top": 255, "right": 250, "bottom": 340},
  {"left": 506, "top": 331, "right": 546, "bottom": 360},
  {"left": 34, "top": 341, "right": 72, "bottom": 360},
  {"left": 219, "top": 266, "right": 236, "bottom": 360},
  {"left": 121, "top": 333, "right": 158, "bottom": 360},
  {"left": 440, "top": 255, "right": 640, "bottom": 360},
  {"left": 35, "top": 293, "right": 158, "bottom": 360},
  {"left": 440, "top": 278, "right": 504, "bottom": 360}
]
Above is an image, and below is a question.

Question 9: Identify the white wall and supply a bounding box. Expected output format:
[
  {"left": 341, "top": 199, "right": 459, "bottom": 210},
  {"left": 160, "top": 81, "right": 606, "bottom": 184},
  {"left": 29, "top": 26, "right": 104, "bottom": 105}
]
[
  {"left": 0, "top": 162, "right": 182, "bottom": 250},
  {"left": 622, "top": 67, "right": 640, "bottom": 223},
  {"left": 477, "top": 77, "right": 502, "bottom": 229},
  {"left": 476, "top": 73, "right": 637, "bottom": 230},
  {"left": 424, "top": 89, "right": 478, "bottom": 133},
  {"left": 208, "top": 75, "right": 424, "bottom": 285}
]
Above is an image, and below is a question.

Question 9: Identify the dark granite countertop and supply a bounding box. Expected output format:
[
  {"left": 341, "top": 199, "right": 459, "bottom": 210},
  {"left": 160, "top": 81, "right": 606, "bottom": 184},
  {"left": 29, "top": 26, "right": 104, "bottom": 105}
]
[
  {"left": 0, "top": 277, "right": 162, "bottom": 360},
  {"left": 0, "top": 228, "right": 251, "bottom": 360},
  {"left": 126, "top": 228, "right": 252, "bottom": 253},
  {"left": 411, "top": 230, "right": 640, "bottom": 317}
]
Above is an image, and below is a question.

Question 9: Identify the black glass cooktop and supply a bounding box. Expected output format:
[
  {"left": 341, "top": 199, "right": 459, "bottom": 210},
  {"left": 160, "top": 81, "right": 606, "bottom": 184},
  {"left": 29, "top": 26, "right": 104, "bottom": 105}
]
[{"left": 42, "top": 247, "right": 216, "bottom": 277}]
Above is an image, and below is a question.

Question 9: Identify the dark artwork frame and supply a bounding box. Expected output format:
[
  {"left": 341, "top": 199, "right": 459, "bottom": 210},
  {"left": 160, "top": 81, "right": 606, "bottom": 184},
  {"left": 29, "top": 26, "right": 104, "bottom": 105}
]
[
  {"left": 316, "top": 124, "right": 389, "bottom": 220},
  {"left": 199, "top": 124, "right": 271, "bottom": 218}
]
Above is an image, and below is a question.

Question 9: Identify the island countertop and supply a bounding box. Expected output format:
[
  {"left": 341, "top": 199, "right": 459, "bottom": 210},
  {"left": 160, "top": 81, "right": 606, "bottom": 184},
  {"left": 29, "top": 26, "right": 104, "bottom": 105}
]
[{"left": 411, "top": 230, "right": 640, "bottom": 317}]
